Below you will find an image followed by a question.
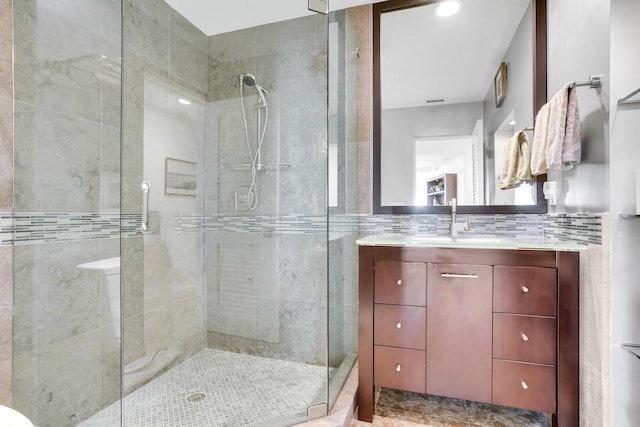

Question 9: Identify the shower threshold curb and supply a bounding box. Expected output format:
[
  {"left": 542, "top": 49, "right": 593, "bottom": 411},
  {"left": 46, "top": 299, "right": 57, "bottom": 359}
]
[{"left": 298, "top": 360, "right": 358, "bottom": 427}]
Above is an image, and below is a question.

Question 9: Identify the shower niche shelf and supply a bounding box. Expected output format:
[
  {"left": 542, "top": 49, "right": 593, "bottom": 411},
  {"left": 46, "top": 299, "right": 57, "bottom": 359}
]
[{"left": 228, "top": 162, "right": 291, "bottom": 172}]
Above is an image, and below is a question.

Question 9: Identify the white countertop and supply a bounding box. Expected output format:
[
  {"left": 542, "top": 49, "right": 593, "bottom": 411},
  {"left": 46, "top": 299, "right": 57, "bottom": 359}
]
[{"left": 356, "top": 234, "right": 586, "bottom": 251}]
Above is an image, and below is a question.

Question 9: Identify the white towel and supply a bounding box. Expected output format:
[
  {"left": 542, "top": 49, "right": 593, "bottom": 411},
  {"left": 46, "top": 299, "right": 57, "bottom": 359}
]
[{"left": 531, "top": 103, "right": 550, "bottom": 175}]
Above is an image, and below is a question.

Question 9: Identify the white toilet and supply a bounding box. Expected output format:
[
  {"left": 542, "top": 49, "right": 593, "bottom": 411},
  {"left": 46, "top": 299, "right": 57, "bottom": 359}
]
[{"left": 0, "top": 405, "right": 34, "bottom": 427}]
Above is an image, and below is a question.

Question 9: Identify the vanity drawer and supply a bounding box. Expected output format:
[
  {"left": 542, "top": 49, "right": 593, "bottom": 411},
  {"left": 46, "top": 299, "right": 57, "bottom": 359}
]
[
  {"left": 492, "top": 360, "right": 556, "bottom": 413},
  {"left": 375, "top": 260, "right": 426, "bottom": 306},
  {"left": 493, "top": 314, "right": 556, "bottom": 365},
  {"left": 494, "top": 266, "right": 557, "bottom": 316},
  {"left": 374, "top": 304, "right": 426, "bottom": 350},
  {"left": 374, "top": 345, "right": 425, "bottom": 393}
]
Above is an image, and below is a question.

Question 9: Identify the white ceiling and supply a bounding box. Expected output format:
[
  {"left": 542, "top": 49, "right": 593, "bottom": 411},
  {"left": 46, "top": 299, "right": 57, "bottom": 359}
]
[
  {"left": 381, "top": 0, "right": 530, "bottom": 109},
  {"left": 163, "top": 0, "right": 385, "bottom": 36}
]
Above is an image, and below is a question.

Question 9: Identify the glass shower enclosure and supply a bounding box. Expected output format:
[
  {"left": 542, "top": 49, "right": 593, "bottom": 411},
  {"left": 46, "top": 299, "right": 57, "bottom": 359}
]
[{"left": 8, "top": 0, "right": 358, "bottom": 426}]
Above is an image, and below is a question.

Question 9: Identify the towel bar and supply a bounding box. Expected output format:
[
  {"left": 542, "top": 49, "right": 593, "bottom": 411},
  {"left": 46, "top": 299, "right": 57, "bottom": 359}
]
[{"left": 570, "top": 76, "right": 601, "bottom": 89}]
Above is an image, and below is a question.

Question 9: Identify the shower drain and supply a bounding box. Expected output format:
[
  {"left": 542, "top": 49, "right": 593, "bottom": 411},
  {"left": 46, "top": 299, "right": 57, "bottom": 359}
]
[{"left": 186, "top": 392, "right": 207, "bottom": 403}]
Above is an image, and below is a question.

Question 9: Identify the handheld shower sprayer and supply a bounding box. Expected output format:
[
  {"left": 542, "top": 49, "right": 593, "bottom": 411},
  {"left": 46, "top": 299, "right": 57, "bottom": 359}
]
[{"left": 239, "top": 73, "right": 269, "bottom": 210}]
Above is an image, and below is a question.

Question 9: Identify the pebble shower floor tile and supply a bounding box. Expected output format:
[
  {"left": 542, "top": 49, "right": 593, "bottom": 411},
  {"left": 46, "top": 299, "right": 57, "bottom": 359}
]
[{"left": 79, "top": 349, "right": 329, "bottom": 427}]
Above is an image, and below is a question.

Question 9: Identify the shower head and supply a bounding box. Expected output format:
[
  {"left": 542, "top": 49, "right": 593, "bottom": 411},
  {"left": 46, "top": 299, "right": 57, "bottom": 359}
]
[
  {"left": 240, "top": 73, "right": 268, "bottom": 95},
  {"left": 241, "top": 74, "right": 257, "bottom": 87}
]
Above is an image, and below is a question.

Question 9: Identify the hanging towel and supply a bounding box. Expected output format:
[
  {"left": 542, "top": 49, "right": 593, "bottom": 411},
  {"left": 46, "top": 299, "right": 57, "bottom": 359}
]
[
  {"left": 531, "top": 103, "right": 550, "bottom": 175},
  {"left": 546, "top": 84, "right": 582, "bottom": 170},
  {"left": 562, "top": 86, "right": 581, "bottom": 168},
  {"left": 546, "top": 83, "right": 570, "bottom": 170},
  {"left": 500, "top": 130, "right": 531, "bottom": 190}
]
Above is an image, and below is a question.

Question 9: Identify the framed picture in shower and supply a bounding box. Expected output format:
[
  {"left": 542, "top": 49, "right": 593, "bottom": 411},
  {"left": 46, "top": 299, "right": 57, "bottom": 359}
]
[
  {"left": 165, "top": 157, "right": 197, "bottom": 197},
  {"left": 494, "top": 62, "right": 507, "bottom": 107}
]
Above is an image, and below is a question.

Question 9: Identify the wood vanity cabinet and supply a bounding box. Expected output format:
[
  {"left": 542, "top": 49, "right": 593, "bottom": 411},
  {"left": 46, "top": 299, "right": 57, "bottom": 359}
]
[{"left": 357, "top": 246, "right": 579, "bottom": 427}]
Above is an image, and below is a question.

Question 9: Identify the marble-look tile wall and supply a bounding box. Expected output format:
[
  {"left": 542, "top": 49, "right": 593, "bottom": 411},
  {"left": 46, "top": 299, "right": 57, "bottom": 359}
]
[
  {"left": 0, "top": 0, "right": 12, "bottom": 407},
  {"left": 579, "top": 214, "right": 611, "bottom": 427},
  {"left": 205, "top": 14, "right": 332, "bottom": 366}
]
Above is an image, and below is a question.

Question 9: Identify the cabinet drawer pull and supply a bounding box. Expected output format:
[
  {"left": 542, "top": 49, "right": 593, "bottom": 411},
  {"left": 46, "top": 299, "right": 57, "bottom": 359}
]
[
  {"left": 396, "top": 322, "right": 402, "bottom": 329},
  {"left": 521, "top": 379, "right": 529, "bottom": 390},
  {"left": 521, "top": 332, "right": 529, "bottom": 342},
  {"left": 396, "top": 279, "right": 402, "bottom": 285},
  {"left": 440, "top": 273, "right": 479, "bottom": 279},
  {"left": 521, "top": 285, "right": 529, "bottom": 293},
  {"left": 395, "top": 364, "right": 402, "bottom": 372}
]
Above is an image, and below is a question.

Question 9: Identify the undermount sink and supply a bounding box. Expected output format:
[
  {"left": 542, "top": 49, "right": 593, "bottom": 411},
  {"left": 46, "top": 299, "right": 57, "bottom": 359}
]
[
  {"left": 355, "top": 234, "right": 511, "bottom": 248},
  {"left": 407, "top": 236, "right": 504, "bottom": 244}
]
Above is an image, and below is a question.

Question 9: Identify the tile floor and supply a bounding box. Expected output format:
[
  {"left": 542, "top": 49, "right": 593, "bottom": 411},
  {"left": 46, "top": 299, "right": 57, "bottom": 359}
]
[
  {"left": 79, "top": 349, "right": 330, "bottom": 427},
  {"left": 351, "top": 388, "right": 551, "bottom": 427}
]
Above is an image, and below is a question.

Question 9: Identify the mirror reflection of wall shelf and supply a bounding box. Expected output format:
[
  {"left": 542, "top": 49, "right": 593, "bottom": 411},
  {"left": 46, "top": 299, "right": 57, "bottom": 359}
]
[
  {"left": 618, "top": 87, "right": 640, "bottom": 105},
  {"left": 372, "top": 0, "right": 548, "bottom": 214},
  {"left": 427, "top": 174, "right": 457, "bottom": 206}
]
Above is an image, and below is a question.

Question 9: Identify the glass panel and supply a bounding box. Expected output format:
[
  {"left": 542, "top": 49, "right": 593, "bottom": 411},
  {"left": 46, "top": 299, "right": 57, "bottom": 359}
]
[
  {"left": 11, "top": 0, "right": 123, "bottom": 426},
  {"left": 327, "top": 8, "right": 359, "bottom": 408},
  {"left": 204, "top": 11, "right": 330, "bottom": 425}
]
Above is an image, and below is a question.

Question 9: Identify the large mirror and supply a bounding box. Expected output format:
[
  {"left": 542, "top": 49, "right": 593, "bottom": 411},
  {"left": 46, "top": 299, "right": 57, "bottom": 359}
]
[{"left": 373, "top": 0, "right": 547, "bottom": 214}]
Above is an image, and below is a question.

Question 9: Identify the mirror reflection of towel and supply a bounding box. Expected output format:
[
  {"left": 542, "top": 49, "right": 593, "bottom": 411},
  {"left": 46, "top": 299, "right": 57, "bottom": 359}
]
[
  {"left": 531, "top": 104, "right": 550, "bottom": 175},
  {"left": 500, "top": 130, "right": 531, "bottom": 190}
]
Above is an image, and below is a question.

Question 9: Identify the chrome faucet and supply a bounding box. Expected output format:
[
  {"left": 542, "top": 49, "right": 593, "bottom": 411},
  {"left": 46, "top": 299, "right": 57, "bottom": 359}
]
[{"left": 448, "top": 198, "right": 471, "bottom": 238}]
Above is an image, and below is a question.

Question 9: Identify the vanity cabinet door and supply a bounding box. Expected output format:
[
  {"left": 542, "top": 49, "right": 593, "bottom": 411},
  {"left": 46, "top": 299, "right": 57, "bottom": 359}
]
[
  {"left": 493, "top": 313, "right": 556, "bottom": 365},
  {"left": 494, "top": 266, "right": 557, "bottom": 316},
  {"left": 493, "top": 360, "right": 556, "bottom": 413},
  {"left": 426, "top": 264, "right": 493, "bottom": 404},
  {"left": 375, "top": 260, "right": 426, "bottom": 306},
  {"left": 374, "top": 304, "right": 426, "bottom": 350},
  {"left": 374, "top": 345, "right": 426, "bottom": 393}
]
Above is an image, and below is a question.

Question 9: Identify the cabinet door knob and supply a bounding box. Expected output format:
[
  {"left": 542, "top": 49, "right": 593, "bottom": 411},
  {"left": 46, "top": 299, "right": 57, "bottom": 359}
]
[
  {"left": 521, "top": 379, "right": 529, "bottom": 390},
  {"left": 521, "top": 332, "right": 529, "bottom": 342},
  {"left": 521, "top": 285, "right": 529, "bottom": 293},
  {"left": 396, "top": 279, "right": 402, "bottom": 285},
  {"left": 395, "top": 364, "right": 402, "bottom": 372},
  {"left": 396, "top": 322, "right": 402, "bottom": 329}
]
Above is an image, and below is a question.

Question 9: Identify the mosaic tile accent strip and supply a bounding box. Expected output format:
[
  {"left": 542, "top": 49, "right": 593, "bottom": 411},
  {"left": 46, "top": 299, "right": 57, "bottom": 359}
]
[
  {"left": 0, "top": 212, "right": 603, "bottom": 246},
  {"left": 202, "top": 214, "right": 328, "bottom": 234},
  {"left": 544, "top": 214, "right": 602, "bottom": 245},
  {"left": 2, "top": 213, "right": 142, "bottom": 245},
  {"left": 79, "top": 348, "right": 329, "bottom": 427}
]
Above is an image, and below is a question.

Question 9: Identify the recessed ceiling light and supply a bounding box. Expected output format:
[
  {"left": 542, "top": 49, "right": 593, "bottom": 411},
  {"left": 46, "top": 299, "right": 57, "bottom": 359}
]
[
  {"left": 179, "top": 98, "right": 191, "bottom": 105},
  {"left": 435, "top": 1, "right": 461, "bottom": 17},
  {"left": 509, "top": 120, "right": 516, "bottom": 126}
]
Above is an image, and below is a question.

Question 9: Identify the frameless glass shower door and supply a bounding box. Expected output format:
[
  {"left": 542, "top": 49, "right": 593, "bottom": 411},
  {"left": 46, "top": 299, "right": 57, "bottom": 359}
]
[
  {"left": 10, "top": 0, "right": 124, "bottom": 425},
  {"left": 119, "top": 1, "right": 331, "bottom": 426}
]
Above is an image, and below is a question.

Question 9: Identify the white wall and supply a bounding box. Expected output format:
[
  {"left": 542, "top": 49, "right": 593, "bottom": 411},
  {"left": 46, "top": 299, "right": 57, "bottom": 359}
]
[
  {"left": 547, "top": 0, "right": 610, "bottom": 214},
  {"left": 610, "top": 0, "right": 640, "bottom": 426}
]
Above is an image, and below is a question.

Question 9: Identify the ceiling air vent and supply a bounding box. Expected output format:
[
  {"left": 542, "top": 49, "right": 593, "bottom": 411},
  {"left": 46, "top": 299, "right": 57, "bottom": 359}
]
[{"left": 425, "top": 98, "right": 445, "bottom": 104}]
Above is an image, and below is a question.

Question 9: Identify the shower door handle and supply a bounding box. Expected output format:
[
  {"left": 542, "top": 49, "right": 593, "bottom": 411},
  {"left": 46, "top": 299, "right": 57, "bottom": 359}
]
[{"left": 141, "top": 181, "right": 150, "bottom": 233}]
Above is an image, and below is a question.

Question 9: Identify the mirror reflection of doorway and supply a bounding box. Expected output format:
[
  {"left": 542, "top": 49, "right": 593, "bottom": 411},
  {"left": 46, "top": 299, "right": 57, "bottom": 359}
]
[{"left": 414, "top": 135, "right": 477, "bottom": 206}]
